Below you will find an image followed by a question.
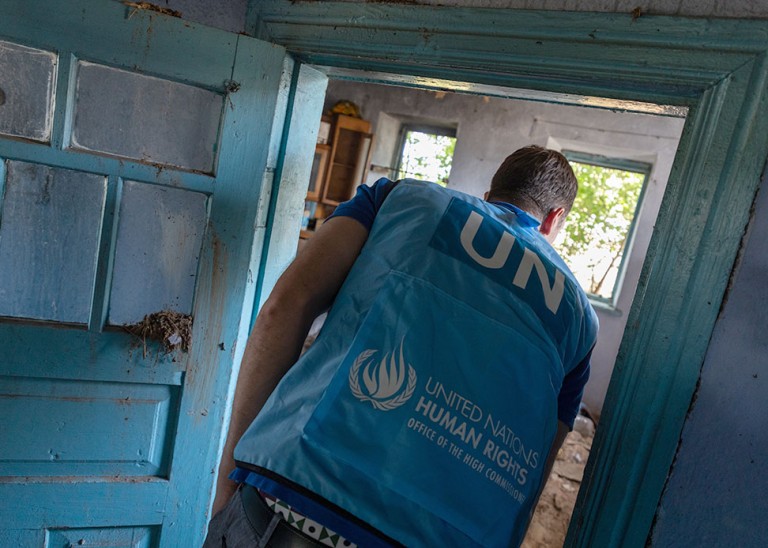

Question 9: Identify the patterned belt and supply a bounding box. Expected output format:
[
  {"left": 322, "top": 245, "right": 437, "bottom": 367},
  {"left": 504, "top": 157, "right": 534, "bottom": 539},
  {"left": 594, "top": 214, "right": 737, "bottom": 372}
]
[
  {"left": 257, "top": 490, "right": 355, "bottom": 548},
  {"left": 240, "top": 485, "right": 325, "bottom": 548}
]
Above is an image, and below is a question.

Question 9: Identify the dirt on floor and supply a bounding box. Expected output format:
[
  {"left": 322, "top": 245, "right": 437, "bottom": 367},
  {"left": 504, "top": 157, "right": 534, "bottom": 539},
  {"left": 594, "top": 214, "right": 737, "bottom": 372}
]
[{"left": 522, "top": 415, "right": 595, "bottom": 548}]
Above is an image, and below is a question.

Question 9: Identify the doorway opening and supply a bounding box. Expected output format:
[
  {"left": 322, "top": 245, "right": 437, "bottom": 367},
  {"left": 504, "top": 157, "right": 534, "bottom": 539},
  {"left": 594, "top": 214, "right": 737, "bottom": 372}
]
[{"left": 294, "top": 75, "right": 684, "bottom": 547}]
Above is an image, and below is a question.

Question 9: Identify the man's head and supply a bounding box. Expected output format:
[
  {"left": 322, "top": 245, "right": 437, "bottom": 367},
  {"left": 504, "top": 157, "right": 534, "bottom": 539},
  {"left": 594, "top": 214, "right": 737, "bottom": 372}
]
[{"left": 486, "top": 146, "right": 578, "bottom": 243}]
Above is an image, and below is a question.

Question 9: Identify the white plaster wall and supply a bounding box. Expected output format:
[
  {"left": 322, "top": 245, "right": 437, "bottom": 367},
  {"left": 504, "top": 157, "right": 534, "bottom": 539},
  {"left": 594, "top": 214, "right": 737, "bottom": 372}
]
[{"left": 324, "top": 80, "right": 684, "bottom": 417}]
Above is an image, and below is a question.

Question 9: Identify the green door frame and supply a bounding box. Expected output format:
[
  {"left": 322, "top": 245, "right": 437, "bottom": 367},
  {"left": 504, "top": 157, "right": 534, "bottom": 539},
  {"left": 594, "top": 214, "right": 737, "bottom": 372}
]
[{"left": 248, "top": 2, "right": 768, "bottom": 546}]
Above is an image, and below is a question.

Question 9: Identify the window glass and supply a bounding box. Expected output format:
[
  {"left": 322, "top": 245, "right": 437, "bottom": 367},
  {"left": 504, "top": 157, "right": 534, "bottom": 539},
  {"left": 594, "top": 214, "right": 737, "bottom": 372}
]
[
  {"left": 556, "top": 154, "right": 648, "bottom": 304},
  {"left": 396, "top": 127, "right": 457, "bottom": 186},
  {"left": 0, "top": 40, "right": 57, "bottom": 142}
]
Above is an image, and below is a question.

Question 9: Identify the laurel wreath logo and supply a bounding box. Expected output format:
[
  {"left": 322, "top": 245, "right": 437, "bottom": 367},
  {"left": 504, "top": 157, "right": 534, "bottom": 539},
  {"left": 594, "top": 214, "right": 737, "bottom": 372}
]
[{"left": 349, "top": 347, "right": 417, "bottom": 411}]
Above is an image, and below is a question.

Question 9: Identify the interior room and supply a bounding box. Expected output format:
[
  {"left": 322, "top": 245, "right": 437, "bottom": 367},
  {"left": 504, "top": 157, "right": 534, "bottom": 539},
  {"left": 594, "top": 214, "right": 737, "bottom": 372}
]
[
  {"left": 298, "top": 80, "right": 684, "bottom": 546},
  {"left": 305, "top": 79, "right": 685, "bottom": 420},
  {"left": 2, "top": 2, "right": 768, "bottom": 547}
]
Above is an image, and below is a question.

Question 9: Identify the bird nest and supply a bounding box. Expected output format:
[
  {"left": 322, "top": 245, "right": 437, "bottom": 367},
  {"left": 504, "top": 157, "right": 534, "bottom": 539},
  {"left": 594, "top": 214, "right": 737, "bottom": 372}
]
[{"left": 124, "top": 311, "right": 193, "bottom": 356}]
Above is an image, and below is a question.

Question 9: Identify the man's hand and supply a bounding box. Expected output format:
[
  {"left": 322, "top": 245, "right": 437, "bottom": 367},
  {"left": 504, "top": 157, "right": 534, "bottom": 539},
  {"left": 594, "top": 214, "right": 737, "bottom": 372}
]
[
  {"left": 212, "top": 216, "right": 369, "bottom": 513},
  {"left": 543, "top": 421, "right": 570, "bottom": 482}
]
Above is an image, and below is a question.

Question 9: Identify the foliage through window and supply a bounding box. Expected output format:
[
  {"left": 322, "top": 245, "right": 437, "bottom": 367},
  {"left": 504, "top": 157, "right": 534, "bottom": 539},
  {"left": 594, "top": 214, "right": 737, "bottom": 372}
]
[
  {"left": 396, "top": 125, "right": 457, "bottom": 186},
  {"left": 555, "top": 153, "right": 649, "bottom": 304}
]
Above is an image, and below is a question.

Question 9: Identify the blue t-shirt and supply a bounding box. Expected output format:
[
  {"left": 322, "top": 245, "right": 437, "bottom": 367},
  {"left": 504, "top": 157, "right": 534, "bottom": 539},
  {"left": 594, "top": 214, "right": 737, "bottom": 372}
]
[{"left": 330, "top": 178, "right": 592, "bottom": 428}]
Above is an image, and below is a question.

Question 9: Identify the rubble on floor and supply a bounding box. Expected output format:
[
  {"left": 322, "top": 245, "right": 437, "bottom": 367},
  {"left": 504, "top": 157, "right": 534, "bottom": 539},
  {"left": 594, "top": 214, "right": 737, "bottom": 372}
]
[{"left": 521, "top": 414, "right": 595, "bottom": 548}]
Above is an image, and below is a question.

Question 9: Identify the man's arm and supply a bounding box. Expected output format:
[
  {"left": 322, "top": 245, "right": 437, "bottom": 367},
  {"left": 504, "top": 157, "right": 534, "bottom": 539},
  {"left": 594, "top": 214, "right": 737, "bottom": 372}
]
[
  {"left": 528, "top": 420, "right": 569, "bottom": 521},
  {"left": 542, "top": 421, "right": 570, "bottom": 482},
  {"left": 213, "top": 216, "right": 369, "bottom": 513}
]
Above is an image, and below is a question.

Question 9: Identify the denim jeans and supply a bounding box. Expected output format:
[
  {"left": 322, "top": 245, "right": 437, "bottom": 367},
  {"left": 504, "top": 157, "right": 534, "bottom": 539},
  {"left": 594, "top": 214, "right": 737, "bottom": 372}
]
[{"left": 203, "top": 487, "right": 263, "bottom": 548}]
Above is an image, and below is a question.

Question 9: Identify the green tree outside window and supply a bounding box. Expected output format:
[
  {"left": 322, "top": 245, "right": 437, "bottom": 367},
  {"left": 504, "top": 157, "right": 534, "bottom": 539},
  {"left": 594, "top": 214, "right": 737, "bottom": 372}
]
[
  {"left": 556, "top": 157, "right": 648, "bottom": 302},
  {"left": 397, "top": 130, "right": 457, "bottom": 186}
]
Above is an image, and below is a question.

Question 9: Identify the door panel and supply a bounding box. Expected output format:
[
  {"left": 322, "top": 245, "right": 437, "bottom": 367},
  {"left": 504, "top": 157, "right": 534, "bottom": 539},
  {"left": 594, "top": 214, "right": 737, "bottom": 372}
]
[
  {"left": 108, "top": 181, "right": 208, "bottom": 325},
  {"left": 70, "top": 61, "right": 224, "bottom": 173},
  {"left": 0, "top": 161, "right": 106, "bottom": 322},
  {"left": 47, "top": 527, "right": 157, "bottom": 548},
  {"left": 4, "top": 480, "right": 167, "bottom": 529},
  {"left": 0, "top": 1, "right": 288, "bottom": 545},
  {"left": 0, "top": 377, "right": 178, "bottom": 477},
  {"left": 0, "top": 40, "right": 56, "bottom": 142}
]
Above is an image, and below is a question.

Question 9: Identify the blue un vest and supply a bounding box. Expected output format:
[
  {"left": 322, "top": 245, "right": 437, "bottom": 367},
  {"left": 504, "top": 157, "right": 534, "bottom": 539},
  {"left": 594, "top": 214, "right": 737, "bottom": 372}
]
[{"left": 235, "top": 181, "right": 598, "bottom": 547}]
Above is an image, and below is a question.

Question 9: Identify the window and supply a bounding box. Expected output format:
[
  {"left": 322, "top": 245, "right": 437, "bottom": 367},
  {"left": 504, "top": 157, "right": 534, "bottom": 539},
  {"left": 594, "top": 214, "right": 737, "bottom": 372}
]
[
  {"left": 395, "top": 124, "right": 457, "bottom": 186},
  {"left": 555, "top": 152, "right": 650, "bottom": 306}
]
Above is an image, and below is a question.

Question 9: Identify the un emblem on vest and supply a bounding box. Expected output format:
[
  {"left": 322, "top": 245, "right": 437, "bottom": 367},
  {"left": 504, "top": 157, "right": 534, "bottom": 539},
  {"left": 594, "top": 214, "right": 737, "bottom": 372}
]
[{"left": 349, "top": 338, "right": 417, "bottom": 411}]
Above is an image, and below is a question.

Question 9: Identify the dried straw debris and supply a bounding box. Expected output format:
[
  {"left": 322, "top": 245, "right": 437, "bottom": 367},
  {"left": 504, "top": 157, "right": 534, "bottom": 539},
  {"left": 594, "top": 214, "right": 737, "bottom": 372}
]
[{"left": 124, "top": 310, "right": 193, "bottom": 357}]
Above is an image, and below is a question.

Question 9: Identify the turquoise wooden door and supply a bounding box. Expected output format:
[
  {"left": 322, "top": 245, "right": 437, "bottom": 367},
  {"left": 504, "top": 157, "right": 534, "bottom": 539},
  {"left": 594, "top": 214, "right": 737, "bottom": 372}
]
[{"left": 0, "top": 1, "right": 289, "bottom": 546}]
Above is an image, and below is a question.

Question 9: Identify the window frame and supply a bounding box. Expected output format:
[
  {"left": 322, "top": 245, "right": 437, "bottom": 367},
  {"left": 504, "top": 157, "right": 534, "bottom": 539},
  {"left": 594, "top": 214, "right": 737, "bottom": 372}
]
[
  {"left": 562, "top": 150, "right": 652, "bottom": 309},
  {"left": 393, "top": 123, "right": 457, "bottom": 183}
]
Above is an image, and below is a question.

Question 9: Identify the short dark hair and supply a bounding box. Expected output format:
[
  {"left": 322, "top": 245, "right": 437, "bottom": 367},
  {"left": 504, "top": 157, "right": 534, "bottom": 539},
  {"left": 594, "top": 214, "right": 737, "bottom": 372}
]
[{"left": 488, "top": 146, "right": 578, "bottom": 219}]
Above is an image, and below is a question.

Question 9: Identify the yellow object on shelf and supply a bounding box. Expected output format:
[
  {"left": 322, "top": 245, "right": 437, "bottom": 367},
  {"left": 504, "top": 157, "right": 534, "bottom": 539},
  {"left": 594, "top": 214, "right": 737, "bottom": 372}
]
[{"left": 329, "top": 100, "right": 361, "bottom": 118}]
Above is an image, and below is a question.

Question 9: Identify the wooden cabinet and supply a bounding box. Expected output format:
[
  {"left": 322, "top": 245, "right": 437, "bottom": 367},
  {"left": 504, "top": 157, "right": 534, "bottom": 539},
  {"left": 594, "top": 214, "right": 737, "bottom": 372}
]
[
  {"left": 301, "top": 114, "right": 373, "bottom": 239},
  {"left": 306, "top": 144, "right": 330, "bottom": 201},
  {"left": 321, "top": 114, "right": 374, "bottom": 206}
]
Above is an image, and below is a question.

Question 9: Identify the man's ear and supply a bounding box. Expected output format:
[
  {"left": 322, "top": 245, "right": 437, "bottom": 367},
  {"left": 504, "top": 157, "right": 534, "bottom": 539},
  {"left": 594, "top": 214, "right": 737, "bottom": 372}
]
[
  {"left": 483, "top": 191, "right": 489, "bottom": 201},
  {"left": 539, "top": 207, "right": 566, "bottom": 242}
]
